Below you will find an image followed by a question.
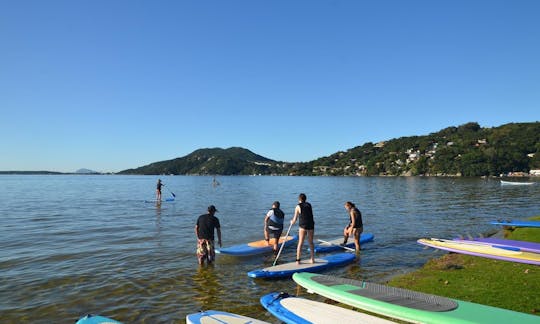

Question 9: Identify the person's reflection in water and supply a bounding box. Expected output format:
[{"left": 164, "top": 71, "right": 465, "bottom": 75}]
[{"left": 192, "top": 266, "right": 221, "bottom": 309}]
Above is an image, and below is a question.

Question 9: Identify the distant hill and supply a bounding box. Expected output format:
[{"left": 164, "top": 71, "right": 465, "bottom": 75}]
[
  {"left": 118, "top": 147, "right": 289, "bottom": 175},
  {"left": 75, "top": 168, "right": 99, "bottom": 174},
  {"left": 118, "top": 122, "right": 540, "bottom": 177}
]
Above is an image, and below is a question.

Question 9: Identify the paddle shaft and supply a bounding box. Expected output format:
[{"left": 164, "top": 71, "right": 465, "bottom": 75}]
[
  {"left": 317, "top": 239, "right": 356, "bottom": 252},
  {"left": 164, "top": 185, "right": 176, "bottom": 198},
  {"left": 273, "top": 221, "right": 294, "bottom": 266}
]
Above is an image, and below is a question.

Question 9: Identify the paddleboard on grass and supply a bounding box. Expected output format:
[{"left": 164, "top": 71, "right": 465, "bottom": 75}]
[
  {"left": 490, "top": 219, "right": 540, "bottom": 228},
  {"left": 260, "top": 292, "right": 396, "bottom": 324},
  {"left": 292, "top": 272, "right": 540, "bottom": 324},
  {"left": 216, "top": 235, "right": 298, "bottom": 256},
  {"left": 247, "top": 252, "right": 356, "bottom": 278},
  {"left": 186, "top": 310, "right": 269, "bottom": 324},
  {"left": 454, "top": 237, "right": 540, "bottom": 254},
  {"left": 76, "top": 314, "right": 121, "bottom": 324},
  {"left": 418, "top": 238, "right": 540, "bottom": 265},
  {"left": 313, "top": 233, "right": 374, "bottom": 253}
]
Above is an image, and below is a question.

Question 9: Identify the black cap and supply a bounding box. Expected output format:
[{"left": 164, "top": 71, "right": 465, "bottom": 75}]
[{"left": 208, "top": 205, "right": 218, "bottom": 212}]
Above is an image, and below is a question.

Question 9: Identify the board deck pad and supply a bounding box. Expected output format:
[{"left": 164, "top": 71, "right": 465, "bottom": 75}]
[
  {"left": 312, "top": 276, "right": 458, "bottom": 312},
  {"left": 248, "top": 253, "right": 356, "bottom": 278},
  {"left": 186, "top": 310, "right": 269, "bottom": 324},
  {"left": 260, "top": 292, "right": 396, "bottom": 323}
]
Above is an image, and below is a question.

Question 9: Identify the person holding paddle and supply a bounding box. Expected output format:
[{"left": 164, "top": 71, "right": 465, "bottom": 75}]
[
  {"left": 290, "top": 193, "right": 315, "bottom": 264},
  {"left": 342, "top": 201, "right": 363, "bottom": 254},
  {"left": 156, "top": 179, "right": 164, "bottom": 201},
  {"left": 195, "top": 205, "right": 222, "bottom": 266},
  {"left": 264, "top": 201, "right": 285, "bottom": 255}
]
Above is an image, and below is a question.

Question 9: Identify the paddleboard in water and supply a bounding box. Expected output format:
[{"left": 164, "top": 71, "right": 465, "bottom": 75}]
[
  {"left": 490, "top": 219, "right": 540, "bottom": 228},
  {"left": 247, "top": 252, "right": 356, "bottom": 278},
  {"left": 260, "top": 292, "right": 396, "bottom": 324},
  {"left": 76, "top": 314, "right": 121, "bottom": 324},
  {"left": 186, "top": 310, "right": 269, "bottom": 324},
  {"left": 418, "top": 238, "right": 540, "bottom": 265},
  {"left": 313, "top": 233, "right": 374, "bottom": 253},
  {"left": 454, "top": 237, "right": 540, "bottom": 254},
  {"left": 292, "top": 272, "right": 540, "bottom": 324},
  {"left": 216, "top": 235, "right": 298, "bottom": 256},
  {"left": 144, "top": 198, "right": 175, "bottom": 203}
]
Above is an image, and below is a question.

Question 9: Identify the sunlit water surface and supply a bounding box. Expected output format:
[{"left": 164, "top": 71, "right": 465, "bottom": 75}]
[{"left": 1, "top": 175, "right": 539, "bottom": 323}]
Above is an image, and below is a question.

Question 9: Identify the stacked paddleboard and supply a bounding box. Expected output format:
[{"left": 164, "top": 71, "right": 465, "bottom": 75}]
[
  {"left": 417, "top": 238, "right": 540, "bottom": 265},
  {"left": 292, "top": 272, "right": 540, "bottom": 324}
]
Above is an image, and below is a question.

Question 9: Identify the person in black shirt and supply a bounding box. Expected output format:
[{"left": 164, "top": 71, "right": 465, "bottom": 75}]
[
  {"left": 195, "top": 205, "right": 222, "bottom": 266},
  {"left": 290, "top": 193, "right": 315, "bottom": 264}
]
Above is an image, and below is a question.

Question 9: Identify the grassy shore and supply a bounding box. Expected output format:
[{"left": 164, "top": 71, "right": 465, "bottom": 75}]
[{"left": 388, "top": 216, "right": 540, "bottom": 315}]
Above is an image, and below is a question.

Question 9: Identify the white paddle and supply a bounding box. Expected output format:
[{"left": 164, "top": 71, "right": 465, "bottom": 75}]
[
  {"left": 317, "top": 239, "right": 356, "bottom": 252},
  {"left": 273, "top": 221, "right": 294, "bottom": 266}
]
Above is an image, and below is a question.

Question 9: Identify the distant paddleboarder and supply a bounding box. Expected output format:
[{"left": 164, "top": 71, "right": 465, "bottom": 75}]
[{"left": 156, "top": 179, "right": 164, "bottom": 201}]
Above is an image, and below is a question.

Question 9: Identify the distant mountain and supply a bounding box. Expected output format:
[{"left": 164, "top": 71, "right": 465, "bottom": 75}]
[
  {"left": 75, "top": 168, "right": 99, "bottom": 174},
  {"left": 118, "top": 122, "right": 540, "bottom": 177},
  {"left": 118, "top": 147, "right": 289, "bottom": 175}
]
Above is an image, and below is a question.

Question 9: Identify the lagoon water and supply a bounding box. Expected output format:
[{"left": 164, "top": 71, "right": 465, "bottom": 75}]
[{"left": 1, "top": 175, "right": 539, "bottom": 323}]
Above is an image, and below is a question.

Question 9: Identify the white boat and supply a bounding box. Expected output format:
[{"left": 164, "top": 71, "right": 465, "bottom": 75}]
[{"left": 500, "top": 180, "right": 535, "bottom": 186}]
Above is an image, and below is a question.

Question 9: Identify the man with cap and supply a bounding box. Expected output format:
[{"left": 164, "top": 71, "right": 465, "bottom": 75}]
[{"left": 195, "top": 205, "right": 222, "bottom": 266}]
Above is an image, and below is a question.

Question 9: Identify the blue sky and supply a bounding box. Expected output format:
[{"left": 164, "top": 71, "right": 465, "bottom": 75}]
[{"left": 1, "top": 1, "right": 539, "bottom": 173}]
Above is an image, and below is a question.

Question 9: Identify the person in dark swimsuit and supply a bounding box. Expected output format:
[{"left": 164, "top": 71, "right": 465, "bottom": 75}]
[
  {"left": 156, "top": 179, "right": 163, "bottom": 201},
  {"left": 290, "top": 193, "right": 315, "bottom": 264},
  {"left": 343, "top": 201, "right": 363, "bottom": 254}
]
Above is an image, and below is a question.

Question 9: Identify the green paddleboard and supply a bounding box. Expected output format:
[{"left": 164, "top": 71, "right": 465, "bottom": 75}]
[{"left": 292, "top": 272, "right": 538, "bottom": 324}]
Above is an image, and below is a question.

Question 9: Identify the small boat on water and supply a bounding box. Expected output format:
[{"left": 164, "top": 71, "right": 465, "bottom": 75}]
[{"left": 500, "top": 180, "right": 535, "bottom": 186}]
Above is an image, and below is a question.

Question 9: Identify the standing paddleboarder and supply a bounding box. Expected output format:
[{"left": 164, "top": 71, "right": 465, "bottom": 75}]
[
  {"left": 290, "top": 193, "right": 315, "bottom": 264},
  {"left": 195, "top": 205, "right": 222, "bottom": 266},
  {"left": 156, "top": 179, "right": 163, "bottom": 201}
]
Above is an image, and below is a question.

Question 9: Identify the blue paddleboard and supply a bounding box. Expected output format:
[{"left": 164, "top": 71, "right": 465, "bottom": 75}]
[
  {"left": 313, "top": 233, "right": 374, "bottom": 253},
  {"left": 490, "top": 220, "right": 540, "bottom": 228},
  {"left": 216, "top": 235, "right": 298, "bottom": 256},
  {"left": 144, "top": 198, "right": 175, "bottom": 203},
  {"left": 186, "top": 310, "right": 269, "bottom": 324},
  {"left": 247, "top": 252, "right": 356, "bottom": 279},
  {"left": 260, "top": 292, "right": 395, "bottom": 324},
  {"left": 76, "top": 314, "right": 122, "bottom": 324}
]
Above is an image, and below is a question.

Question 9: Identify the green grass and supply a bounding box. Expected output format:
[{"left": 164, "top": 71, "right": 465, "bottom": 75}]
[{"left": 388, "top": 216, "right": 540, "bottom": 315}]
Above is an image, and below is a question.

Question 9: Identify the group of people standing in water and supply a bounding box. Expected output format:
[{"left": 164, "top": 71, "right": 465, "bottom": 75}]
[{"left": 193, "top": 191, "right": 364, "bottom": 266}]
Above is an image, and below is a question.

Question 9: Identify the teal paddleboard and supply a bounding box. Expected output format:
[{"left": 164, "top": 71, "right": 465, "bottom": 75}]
[
  {"left": 292, "top": 272, "right": 539, "bottom": 324},
  {"left": 76, "top": 314, "right": 121, "bottom": 324}
]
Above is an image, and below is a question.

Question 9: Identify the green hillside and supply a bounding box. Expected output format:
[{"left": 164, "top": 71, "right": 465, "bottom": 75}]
[{"left": 119, "top": 122, "right": 540, "bottom": 176}]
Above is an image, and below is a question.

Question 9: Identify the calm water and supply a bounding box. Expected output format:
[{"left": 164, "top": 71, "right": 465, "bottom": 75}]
[{"left": 1, "top": 175, "right": 539, "bottom": 323}]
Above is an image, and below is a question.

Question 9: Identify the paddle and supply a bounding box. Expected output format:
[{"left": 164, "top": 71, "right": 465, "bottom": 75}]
[
  {"left": 164, "top": 185, "right": 176, "bottom": 198},
  {"left": 317, "top": 239, "right": 356, "bottom": 252},
  {"left": 273, "top": 221, "right": 294, "bottom": 266}
]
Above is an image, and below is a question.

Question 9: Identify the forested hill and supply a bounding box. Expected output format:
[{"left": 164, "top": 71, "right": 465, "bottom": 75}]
[
  {"left": 118, "top": 147, "right": 283, "bottom": 175},
  {"left": 311, "top": 122, "right": 540, "bottom": 177},
  {"left": 118, "top": 122, "right": 540, "bottom": 177}
]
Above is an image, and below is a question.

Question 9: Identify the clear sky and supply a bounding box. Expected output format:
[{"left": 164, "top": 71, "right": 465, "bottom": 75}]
[{"left": 1, "top": 1, "right": 539, "bottom": 173}]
